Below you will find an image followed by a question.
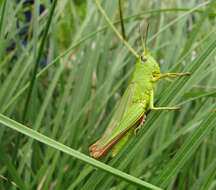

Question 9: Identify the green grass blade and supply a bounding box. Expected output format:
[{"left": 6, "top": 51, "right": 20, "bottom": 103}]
[{"left": 22, "top": 0, "right": 58, "bottom": 121}]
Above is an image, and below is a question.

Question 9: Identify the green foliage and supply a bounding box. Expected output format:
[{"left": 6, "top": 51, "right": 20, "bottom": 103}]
[{"left": 0, "top": 0, "right": 216, "bottom": 189}]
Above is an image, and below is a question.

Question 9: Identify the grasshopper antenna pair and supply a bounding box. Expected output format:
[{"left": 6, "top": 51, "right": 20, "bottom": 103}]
[
  {"left": 139, "top": 23, "right": 150, "bottom": 55},
  {"left": 119, "top": 0, "right": 149, "bottom": 56}
]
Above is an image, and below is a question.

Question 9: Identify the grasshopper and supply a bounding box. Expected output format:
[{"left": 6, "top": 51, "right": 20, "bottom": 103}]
[
  {"left": 89, "top": 50, "right": 189, "bottom": 159},
  {"left": 90, "top": 0, "right": 190, "bottom": 159}
]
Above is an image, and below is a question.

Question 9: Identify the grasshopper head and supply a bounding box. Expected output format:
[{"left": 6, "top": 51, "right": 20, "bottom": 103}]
[{"left": 139, "top": 51, "right": 160, "bottom": 74}]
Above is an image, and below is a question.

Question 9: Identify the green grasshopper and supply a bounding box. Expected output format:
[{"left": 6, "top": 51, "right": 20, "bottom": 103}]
[
  {"left": 90, "top": 0, "right": 190, "bottom": 159},
  {"left": 89, "top": 49, "right": 189, "bottom": 159}
]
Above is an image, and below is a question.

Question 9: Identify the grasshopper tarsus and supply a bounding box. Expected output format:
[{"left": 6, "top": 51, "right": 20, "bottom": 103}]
[{"left": 134, "top": 114, "right": 146, "bottom": 135}]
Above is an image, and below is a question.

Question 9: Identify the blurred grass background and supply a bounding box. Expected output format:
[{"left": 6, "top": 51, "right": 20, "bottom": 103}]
[{"left": 0, "top": 0, "right": 216, "bottom": 189}]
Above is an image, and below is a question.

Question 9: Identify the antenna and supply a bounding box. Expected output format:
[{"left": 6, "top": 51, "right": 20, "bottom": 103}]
[
  {"left": 139, "top": 24, "right": 145, "bottom": 53},
  {"left": 145, "top": 23, "right": 150, "bottom": 53},
  {"left": 139, "top": 24, "right": 150, "bottom": 53}
]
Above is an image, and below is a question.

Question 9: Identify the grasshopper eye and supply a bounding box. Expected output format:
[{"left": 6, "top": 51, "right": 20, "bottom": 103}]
[{"left": 141, "top": 56, "right": 147, "bottom": 62}]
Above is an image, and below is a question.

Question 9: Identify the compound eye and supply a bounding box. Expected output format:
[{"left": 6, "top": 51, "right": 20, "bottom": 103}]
[{"left": 141, "top": 56, "right": 147, "bottom": 62}]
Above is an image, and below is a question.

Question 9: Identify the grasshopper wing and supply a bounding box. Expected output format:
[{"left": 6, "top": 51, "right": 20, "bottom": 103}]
[
  {"left": 89, "top": 83, "right": 136, "bottom": 158},
  {"left": 99, "top": 83, "right": 135, "bottom": 140}
]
